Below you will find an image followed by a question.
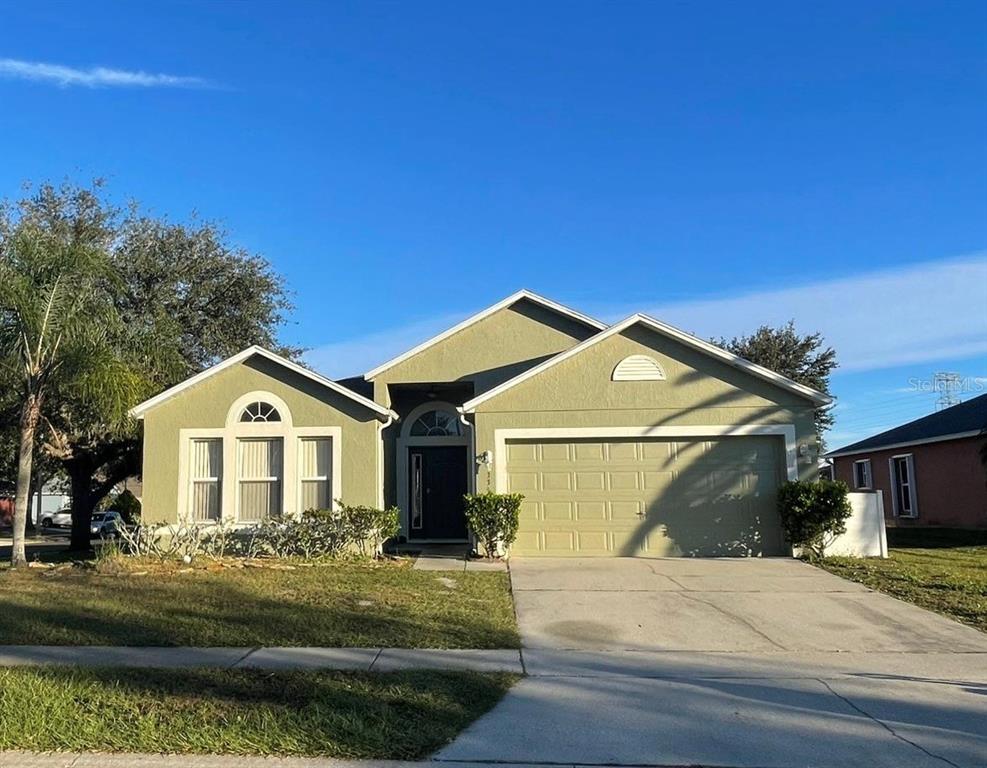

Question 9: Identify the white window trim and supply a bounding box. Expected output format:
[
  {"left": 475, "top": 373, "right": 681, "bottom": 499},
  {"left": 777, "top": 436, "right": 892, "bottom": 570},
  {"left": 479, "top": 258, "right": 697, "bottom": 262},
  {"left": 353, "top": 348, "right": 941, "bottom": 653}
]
[
  {"left": 853, "top": 459, "right": 873, "bottom": 490},
  {"left": 235, "top": 436, "right": 284, "bottom": 523},
  {"left": 296, "top": 429, "right": 343, "bottom": 513},
  {"left": 176, "top": 391, "right": 343, "bottom": 524},
  {"left": 492, "top": 424, "right": 799, "bottom": 494},
  {"left": 889, "top": 453, "right": 919, "bottom": 519},
  {"left": 188, "top": 438, "right": 223, "bottom": 523}
]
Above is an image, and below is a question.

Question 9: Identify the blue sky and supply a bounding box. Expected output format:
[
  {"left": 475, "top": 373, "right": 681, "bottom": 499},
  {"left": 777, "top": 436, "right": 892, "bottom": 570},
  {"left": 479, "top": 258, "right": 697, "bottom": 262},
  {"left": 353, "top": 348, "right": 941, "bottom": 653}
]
[{"left": 1, "top": 0, "right": 985, "bottom": 448}]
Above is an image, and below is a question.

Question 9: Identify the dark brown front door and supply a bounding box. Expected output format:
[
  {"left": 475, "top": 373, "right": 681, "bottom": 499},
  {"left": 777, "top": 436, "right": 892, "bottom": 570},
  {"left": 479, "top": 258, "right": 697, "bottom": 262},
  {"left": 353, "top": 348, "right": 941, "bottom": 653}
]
[{"left": 409, "top": 446, "right": 469, "bottom": 539}]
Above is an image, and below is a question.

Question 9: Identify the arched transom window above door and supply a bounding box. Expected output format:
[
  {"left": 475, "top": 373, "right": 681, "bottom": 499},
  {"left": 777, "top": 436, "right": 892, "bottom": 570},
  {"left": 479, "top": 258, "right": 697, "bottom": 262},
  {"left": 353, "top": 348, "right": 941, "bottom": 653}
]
[
  {"left": 239, "top": 401, "right": 282, "bottom": 423},
  {"left": 409, "top": 409, "right": 462, "bottom": 437}
]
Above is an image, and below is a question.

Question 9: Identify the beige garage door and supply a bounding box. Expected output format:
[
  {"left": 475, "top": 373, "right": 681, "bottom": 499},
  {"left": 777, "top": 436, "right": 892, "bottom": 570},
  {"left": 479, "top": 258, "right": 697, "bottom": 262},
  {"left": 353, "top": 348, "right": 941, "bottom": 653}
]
[{"left": 507, "top": 436, "right": 787, "bottom": 557}]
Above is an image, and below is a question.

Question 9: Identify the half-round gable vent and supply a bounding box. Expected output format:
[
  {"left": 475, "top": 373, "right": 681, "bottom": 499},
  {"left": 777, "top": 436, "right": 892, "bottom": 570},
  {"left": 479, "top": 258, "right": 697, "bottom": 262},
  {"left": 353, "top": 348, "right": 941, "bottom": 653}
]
[{"left": 612, "top": 355, "right": 666, "bottom": 382}]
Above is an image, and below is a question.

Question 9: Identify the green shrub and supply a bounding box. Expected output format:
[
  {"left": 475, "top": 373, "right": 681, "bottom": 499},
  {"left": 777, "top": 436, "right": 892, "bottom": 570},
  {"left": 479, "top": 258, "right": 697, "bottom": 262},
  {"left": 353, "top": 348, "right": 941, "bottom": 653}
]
[
  {"left": 463, "top": 491, "right": 523, "bottom": 557},
  {"left": 333, "top": 503, "right": 401, "bottom": 556},
  {"left": 108, "top": 490, "right": 142, "bottom": 524},
  {"left": 777, "top": 479, "right": 853, "bottom": 559},
  {"left": 115, "top": 503, "right": 400, "bottom": 562}
]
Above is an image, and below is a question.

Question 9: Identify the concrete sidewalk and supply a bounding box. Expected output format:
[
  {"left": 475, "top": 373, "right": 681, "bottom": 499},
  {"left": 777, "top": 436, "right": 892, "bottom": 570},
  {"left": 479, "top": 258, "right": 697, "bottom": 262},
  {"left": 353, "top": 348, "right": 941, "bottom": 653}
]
[
  {"left": 0, "top": 646, "right": 523, "bottom": 673},
  {"left": 437, "top": 557, "right": 987, "bottom": 768}
]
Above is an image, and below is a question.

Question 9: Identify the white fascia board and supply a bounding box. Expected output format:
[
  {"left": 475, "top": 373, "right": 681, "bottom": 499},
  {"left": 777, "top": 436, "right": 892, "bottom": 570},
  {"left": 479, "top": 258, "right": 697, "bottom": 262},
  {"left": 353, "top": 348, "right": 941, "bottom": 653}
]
[
  {"left": 634, "top": 314, "right": 833, "bottom": 406},
  {"left": 825, "top": 430, "right": 983, "bottom": 459},
  {"left": 129, "top": 345, "right": 396, "bottom": 420},
  {"left": 362, "top": 289, "right": 607, "bottom": 381},
  {"left": 460, "top": 313, "right": 832, "bottom": 413}
]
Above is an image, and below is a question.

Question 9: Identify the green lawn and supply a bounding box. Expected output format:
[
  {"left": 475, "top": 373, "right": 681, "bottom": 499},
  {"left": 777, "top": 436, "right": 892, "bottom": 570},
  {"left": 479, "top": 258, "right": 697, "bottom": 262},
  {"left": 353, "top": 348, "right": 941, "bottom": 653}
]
[
  {"left": 0, "top": 560, "right": 519, "bottom": 648},
  {"left": 821, "top": 536, "right": 987, "bottom": 632},
  {"left": 0, "top": 667, "right": 518, "bottom": 759}
]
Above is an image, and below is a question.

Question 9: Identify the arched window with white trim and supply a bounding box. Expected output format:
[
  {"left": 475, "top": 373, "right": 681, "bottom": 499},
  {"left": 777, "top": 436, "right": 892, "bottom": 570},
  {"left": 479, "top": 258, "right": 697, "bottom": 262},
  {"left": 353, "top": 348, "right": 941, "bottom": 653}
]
[
  {"left": 409, "top": 409, "right": 463, "bottom": 437},
  {"left": 227, "top": 392, "right": 292, "bottom": 522},
  {"left": 239, "top": 401, "right": 282, "bottom": 422}
]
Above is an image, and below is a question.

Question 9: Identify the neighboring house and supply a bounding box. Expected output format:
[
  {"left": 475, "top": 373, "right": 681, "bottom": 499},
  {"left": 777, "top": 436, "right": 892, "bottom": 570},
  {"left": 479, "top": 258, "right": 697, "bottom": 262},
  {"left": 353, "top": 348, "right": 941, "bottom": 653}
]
[
  {"left": 31, "top": 481, "right": 71, "bottom": 525},
  {"left": 0, "top": 483, "right": 70, "bottom": 526},
  {"left": 130, "top": 290, "right": 830, "bottom": 557},
  {"left": 827, "top": 394, "right": 987, "bottom": 529}
]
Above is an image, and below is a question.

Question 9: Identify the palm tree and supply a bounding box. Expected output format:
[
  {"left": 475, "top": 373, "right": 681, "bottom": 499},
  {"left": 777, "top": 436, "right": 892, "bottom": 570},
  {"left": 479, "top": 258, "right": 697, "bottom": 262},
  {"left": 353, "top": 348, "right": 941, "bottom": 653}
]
[{"left": 0, "top": 184, "right": 138, "bottom": 566}]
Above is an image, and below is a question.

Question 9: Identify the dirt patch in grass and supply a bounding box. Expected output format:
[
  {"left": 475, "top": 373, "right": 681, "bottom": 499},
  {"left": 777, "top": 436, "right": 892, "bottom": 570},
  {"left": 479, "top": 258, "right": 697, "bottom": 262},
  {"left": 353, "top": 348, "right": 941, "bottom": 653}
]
[
  {"left": 821, "top": 545, "right": 987, "bottom": 632},
  {"left": 0, "top": 559, "right": 519, "bottom": 648},
  {"left": 0, "top": 667, "right": 518, "bottom": 759}
]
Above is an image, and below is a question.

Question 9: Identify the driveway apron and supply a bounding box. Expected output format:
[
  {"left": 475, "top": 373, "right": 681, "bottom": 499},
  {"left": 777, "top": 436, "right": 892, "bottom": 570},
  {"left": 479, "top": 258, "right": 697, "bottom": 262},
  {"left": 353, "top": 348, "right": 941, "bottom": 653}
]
[{"left": 436, "top": 557, "right": 987, "bottom": 767}]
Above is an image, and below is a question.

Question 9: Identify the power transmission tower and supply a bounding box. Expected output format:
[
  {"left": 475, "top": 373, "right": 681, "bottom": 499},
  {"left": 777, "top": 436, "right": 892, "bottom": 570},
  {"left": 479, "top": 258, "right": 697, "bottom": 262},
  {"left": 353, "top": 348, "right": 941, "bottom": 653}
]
[{"left": 933, "top": 372, "right": 962, "bottom": 411}]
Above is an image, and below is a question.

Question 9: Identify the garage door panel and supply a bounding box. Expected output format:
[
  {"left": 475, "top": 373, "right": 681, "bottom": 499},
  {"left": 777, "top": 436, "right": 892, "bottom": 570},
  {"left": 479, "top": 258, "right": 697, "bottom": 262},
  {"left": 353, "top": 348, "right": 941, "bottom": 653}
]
[
  {"left": 543, "top": 501, "right": 573, "bottom": 520},
  {"left": 607, "top": 441, "right": 638, "bottom": 461},
  {"left": 507, "top": 442, "right": 538, "bottom": 462},
  {"left": 540, "top": 442, "right": 571, "bottom": 461},
  {"left": 611, "top": 500, "right": 645, "bottom": 521},
  {"left": 641, "top": 441, "right": 672, "bottom": 460},
  {"left": 542, "top": 472, "right": 572, "bottom": 491},
  {"left": 519, "top": 499, "right": 540, "bottom": 522},
  {"left": 573, "top": 442, "right": 605, "bottom": 461},
  {"left": 575, "top": 471, "right": 605, "bottom": 490},
  {"left": 509, "top": 472, "right": 539, "bottom": 492},
  {"left": 543, "top": 530, "right": 576, "bottom": 552},
  {"left": 608, "top": 471, "right": 640, "bottom": 491},
  {"left": 575, "top": 500, "right": 607, "bottom": 520},
  {"left": 507, "top": 437, "right": 786, "bottom": 557}
]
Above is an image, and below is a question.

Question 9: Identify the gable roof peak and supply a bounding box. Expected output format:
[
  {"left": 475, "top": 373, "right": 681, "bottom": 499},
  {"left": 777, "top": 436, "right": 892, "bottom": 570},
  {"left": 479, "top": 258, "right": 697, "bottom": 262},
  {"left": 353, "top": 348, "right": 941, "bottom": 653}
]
[
  {"left": 363, "top": 289, "right": 606, "bottom": 380},
  {"left": 129, "top": 345, "right": 396, "bottom": 420},
  {"left": 460, "top": 311, "right": 832, "bottom": 412}
]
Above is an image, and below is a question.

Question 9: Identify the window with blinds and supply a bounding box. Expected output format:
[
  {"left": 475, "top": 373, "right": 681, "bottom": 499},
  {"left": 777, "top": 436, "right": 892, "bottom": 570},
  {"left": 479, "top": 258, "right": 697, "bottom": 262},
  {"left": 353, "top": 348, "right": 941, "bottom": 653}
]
[
  {"left": 190, "top": 438, "right": 223, "bottom": 521},
  {"left": 299, "top": 437, "right": 332, "bottom": 511},
  {"left": 237, "top": 438, "right": 283, "bottom": 521}
]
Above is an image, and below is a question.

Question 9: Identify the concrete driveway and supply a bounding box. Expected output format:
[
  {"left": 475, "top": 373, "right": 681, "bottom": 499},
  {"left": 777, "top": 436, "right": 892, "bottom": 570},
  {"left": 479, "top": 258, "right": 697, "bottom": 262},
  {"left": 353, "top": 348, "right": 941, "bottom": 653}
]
[{"left": 438, "top": 557, "right": 987, "bottom": 767}]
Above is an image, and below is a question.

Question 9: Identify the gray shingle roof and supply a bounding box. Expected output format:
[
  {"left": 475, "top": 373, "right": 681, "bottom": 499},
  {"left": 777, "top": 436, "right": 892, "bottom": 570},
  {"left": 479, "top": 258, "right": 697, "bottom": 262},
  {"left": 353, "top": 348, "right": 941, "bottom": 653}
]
[{"left": 827, "top": 392, "right": 987, "bottom": 456}]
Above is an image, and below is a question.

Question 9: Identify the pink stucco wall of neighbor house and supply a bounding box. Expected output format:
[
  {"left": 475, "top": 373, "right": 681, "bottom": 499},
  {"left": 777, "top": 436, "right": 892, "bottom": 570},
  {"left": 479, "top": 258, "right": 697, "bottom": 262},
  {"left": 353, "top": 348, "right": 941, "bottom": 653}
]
[{"left": 833, "top": 436, "right": 987, "bottom": 529}]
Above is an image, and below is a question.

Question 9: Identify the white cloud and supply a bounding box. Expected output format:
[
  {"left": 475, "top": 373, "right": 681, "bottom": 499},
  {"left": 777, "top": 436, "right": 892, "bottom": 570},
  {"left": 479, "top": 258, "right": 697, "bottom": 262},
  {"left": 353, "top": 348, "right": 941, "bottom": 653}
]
[
  {"left": 305, "top": 311, "right": 471, "bottom": 379},
  {"left": 306, "top": 253, "right": 987, "bottom": 380},
  {"left": 0, "top": 58, "right": 210, "bottom": 89},
  {"left": 625, "top": 253, "right": 987, "bottom": 374}
]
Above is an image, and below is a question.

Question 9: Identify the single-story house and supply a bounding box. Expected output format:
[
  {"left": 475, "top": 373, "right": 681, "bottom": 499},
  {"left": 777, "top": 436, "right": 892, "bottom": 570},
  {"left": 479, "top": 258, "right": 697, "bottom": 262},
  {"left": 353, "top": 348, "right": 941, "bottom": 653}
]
[
  {"left": 827, "top": 393, "right": 987, "bottom": 530},
  {"left": 130, "top": 290, "right": 830, "bottom": 557}
]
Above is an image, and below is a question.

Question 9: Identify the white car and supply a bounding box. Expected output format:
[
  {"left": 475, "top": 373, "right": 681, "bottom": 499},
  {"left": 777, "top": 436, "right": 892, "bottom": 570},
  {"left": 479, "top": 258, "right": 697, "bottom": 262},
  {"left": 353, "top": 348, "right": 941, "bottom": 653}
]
[
  {"left": 40, "top": 508, "right": 73, "bottom": 529},
  {"left": 91, "top": 510, "right": 124, "bottom": 538}
]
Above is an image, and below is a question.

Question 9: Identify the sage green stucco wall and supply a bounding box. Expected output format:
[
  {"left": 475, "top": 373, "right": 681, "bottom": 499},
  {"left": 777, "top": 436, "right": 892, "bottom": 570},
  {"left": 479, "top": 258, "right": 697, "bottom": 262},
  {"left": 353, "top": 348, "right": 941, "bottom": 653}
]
[
  {"left": 371, "top": 298, "right": 599, "bottom": 405},
  {"left": 372, "top": 298, "right": 599, "bottom": 510},
  {"left": 470, "top": 325, "right": 819, "bottom": 488},
  {"left": 141, "top": 356, "right": 381, "bottom": 524}
]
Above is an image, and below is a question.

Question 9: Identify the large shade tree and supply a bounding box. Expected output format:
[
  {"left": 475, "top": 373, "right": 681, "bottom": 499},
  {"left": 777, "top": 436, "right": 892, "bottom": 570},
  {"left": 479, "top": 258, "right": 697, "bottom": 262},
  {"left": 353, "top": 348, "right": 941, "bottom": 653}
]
[
  {"left": 38, "top": 189, "right": 296, "bottom": 550},
  {"left": 0, "top": 183, "right": 139, "bottom": 565},
  {"left": 716, "top": 321, "right": 837, "bottom": 441},
  {"left": 1, "top": 181, "right": 296, "bottom": 556}
]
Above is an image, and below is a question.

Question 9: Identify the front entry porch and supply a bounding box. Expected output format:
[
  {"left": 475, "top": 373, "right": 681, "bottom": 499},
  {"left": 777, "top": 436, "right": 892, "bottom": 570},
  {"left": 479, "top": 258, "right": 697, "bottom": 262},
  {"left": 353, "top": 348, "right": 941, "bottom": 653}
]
[{"left": 393, "top": 397, "right": 475, "bottom": 543}]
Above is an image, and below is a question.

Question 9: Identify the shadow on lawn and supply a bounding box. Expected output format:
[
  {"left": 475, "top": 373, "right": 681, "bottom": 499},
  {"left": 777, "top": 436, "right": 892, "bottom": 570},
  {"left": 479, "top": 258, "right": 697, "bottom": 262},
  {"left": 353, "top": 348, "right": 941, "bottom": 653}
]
[
  {"left": 0, "top": 567, "right": 519, "bottom": 649},
  {"left": 0, "top": 665, "right": 515, "bottom": 759}
]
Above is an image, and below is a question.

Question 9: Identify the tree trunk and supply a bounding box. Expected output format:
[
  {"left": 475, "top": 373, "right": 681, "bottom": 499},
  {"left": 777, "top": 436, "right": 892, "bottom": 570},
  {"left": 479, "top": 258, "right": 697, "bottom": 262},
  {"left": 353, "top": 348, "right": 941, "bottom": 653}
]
[
  {"left": 11, "top": 395, "right": 41, "bottom": 568},
  {"left": 68, "top": 460, "right": 96, "bottom": 552}
]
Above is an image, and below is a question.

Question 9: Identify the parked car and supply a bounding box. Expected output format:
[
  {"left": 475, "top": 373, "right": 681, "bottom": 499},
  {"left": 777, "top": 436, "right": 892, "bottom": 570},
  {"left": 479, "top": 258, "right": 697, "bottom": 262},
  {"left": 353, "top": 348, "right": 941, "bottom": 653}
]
[
  {"left": 91, "top": 510, "right": 124, "bottom": 538},
  {"left": 40, "top": 508, "right": 73, "bottom": 529}
]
